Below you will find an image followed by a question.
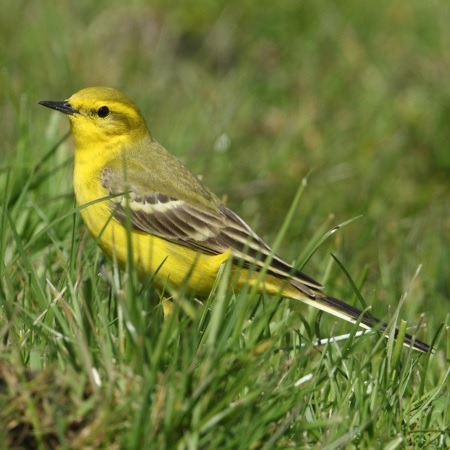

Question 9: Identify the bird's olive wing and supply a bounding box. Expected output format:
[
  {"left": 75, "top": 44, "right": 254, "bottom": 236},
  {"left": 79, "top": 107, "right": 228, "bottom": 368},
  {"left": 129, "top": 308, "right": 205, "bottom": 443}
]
[{"left": 100, "top": 165, "right": 323, "bottom": 290}]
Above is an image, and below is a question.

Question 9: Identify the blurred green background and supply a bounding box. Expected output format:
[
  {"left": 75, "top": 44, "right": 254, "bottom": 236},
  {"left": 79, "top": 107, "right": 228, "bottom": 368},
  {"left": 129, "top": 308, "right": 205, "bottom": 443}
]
[
  {"left": 1, "top": 1, "right": 449, "bottom": 447},
  {"left": 2, "top": 0, "right": 448, "bottom": 318}
]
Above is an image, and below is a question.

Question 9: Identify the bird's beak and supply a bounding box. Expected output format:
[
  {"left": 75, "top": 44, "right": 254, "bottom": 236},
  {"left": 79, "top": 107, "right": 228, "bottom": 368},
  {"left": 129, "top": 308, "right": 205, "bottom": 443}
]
[{"left": 39, "top": 100, "right": 78, "bottom": 115}]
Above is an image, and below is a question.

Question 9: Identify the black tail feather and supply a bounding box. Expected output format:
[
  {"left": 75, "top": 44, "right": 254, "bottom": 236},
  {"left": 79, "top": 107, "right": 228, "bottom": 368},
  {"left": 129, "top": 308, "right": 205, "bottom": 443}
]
[{"left": 314, "top": 293, "right": 430, "bottom": 353}]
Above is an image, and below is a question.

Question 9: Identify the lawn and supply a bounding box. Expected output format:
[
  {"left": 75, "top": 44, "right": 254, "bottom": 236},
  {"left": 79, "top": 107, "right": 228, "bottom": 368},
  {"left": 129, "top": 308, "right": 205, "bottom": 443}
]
[{"left": 0, "top": 1, "right": 449, "bottom": 448}]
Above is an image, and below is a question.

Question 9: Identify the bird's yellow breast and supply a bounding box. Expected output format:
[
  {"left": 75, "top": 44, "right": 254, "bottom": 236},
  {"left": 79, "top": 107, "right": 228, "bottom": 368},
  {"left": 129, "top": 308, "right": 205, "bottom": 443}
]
[{"left": 73, "top": 158, "right": 231, "bottom": 295}]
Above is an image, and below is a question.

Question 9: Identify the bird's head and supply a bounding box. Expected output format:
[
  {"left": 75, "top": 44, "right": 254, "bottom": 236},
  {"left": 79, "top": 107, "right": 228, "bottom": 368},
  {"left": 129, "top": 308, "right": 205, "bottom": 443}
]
[{"left": 39, "top": 87, "right": 149, "bottom": 149}]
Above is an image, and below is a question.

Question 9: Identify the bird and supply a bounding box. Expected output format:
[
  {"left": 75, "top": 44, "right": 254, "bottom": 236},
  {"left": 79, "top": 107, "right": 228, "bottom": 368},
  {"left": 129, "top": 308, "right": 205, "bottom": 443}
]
[{"left": 39, "top": 87, "right": 430, "bottom": 353}]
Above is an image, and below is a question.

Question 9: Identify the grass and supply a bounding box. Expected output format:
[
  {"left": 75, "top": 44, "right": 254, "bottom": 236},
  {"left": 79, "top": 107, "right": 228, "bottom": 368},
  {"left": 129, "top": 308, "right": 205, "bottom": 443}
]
[{"left": 1, "top": 0, "right": 449, "bottom": 448}]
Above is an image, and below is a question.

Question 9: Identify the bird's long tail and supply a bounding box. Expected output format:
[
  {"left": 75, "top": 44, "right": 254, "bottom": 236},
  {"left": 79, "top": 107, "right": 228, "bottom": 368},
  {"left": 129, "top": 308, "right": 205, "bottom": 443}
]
[{"left": 289, "top": 279, "right": 430, "bottom": 353}]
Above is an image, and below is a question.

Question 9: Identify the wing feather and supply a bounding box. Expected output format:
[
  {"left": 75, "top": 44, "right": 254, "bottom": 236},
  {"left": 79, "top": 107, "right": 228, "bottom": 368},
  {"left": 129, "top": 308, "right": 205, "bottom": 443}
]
[{"left": 101, "top": 167, "right": 322, "bottom": 290}]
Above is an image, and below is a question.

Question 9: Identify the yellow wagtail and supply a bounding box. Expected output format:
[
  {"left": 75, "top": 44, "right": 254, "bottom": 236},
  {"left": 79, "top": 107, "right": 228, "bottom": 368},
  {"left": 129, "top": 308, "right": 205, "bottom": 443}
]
[{"left": 39, "top": 87, "right": 429, "bottom": 352}]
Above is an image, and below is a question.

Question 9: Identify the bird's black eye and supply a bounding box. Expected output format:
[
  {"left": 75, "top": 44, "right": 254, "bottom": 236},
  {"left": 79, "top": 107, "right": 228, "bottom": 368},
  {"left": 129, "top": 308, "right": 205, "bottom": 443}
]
[{"left": 97, "top": 106, "right": 110, "bottom": 118}]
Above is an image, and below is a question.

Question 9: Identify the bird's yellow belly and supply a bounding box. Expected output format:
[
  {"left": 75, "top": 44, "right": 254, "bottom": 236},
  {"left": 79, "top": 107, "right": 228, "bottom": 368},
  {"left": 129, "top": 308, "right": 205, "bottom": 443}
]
[{"left": 77, "top": 198, "right": 230, "bottom": 295}]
